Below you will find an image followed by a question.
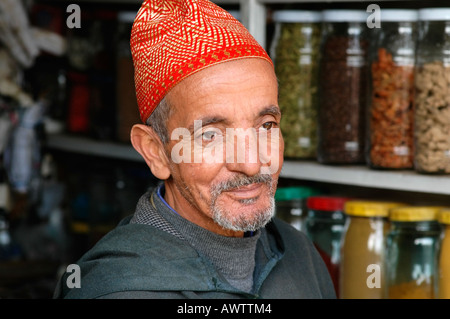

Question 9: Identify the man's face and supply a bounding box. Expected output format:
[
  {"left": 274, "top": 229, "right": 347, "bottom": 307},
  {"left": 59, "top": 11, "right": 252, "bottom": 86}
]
[{"left": 163, "top": 58, "right": 283, "bottom": 237}]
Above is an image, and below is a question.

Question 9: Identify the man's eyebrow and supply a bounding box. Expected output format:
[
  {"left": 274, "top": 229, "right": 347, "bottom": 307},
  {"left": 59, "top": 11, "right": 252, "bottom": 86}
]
[
  {"left": 186, "top": 106, "right": 281, "bottom": 133},
  {"left": 187, "top": 116, "right": 228, "bottom": 133},
  {"left": 259, "top": 105, "right": 281, "bottom": 118}
]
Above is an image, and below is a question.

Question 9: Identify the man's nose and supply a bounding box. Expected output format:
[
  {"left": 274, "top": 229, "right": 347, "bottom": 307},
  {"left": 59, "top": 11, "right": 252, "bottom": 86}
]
[{"left": 225, "top": 129, "right": 262, "bottom": 176}]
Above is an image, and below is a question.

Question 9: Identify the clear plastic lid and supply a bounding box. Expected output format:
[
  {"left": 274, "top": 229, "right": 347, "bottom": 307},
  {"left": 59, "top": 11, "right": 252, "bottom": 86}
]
[
  {"left": 272, "top": 10, "right": 322, "bottom": 23},
  {"left": 419, "top": 8, "right": 450, "bottom": 21},
  {"left": 322, "top": 9, "right": 367, "bottom": 22},
  {"left": 380, "top": 9, "right": 418, "bottom": 22}
]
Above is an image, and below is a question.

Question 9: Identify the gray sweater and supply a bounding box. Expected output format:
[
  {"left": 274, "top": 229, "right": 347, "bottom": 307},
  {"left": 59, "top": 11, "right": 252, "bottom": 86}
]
[
  {"left": 131, "top": 184, "right": 261, "bottom": 293},
  {"left": 54, "top": 186, "right": 336, "bottom": 299}
]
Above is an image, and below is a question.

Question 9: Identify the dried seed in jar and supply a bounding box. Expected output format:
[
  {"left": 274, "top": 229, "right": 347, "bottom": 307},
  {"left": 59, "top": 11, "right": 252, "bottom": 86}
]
[
  {"left": 318, "top": 35, "right": 368, "bottom": 164},
  {"left": 275, "top": 22, "right": 321, "bottom": 159},
  {"left": 414, "top": 61, "right": 450, "bottom": 174}
]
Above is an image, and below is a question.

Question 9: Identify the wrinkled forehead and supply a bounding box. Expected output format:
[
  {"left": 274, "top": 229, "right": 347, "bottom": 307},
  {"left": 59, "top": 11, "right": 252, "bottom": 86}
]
[{"left": 164, "top": 59, "right": 279, "bottom": 126}]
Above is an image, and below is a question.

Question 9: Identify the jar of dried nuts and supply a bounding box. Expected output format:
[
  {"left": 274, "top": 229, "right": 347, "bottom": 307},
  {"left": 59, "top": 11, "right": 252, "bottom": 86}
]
[
  {"left": 270, "top": 10, "right": 322, "bottom": 159},
  {"left": 366, "top": 9, "right": 418, "bottom": 170},
  {"left": 318, "top": 10, "right": 369, "bottom": 164},
  {"left": 414, "top": 8, "right": 450, "bottom": 174}
]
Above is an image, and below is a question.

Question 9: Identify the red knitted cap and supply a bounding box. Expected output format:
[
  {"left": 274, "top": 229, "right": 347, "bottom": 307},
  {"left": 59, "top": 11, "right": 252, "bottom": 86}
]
[{"left": 130, "top": 0, "right": 272, "bottom": 123}]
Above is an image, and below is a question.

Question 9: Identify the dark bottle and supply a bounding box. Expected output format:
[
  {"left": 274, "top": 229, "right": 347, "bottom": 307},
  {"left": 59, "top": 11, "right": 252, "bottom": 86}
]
[{"left": 305, "top": 196, "right": 349, "bottom": 297}]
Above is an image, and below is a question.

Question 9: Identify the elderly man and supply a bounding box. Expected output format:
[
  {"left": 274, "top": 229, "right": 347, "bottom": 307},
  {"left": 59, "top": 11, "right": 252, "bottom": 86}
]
[{"left": 54, "top": 0, "right": 336, "bottom": 299}]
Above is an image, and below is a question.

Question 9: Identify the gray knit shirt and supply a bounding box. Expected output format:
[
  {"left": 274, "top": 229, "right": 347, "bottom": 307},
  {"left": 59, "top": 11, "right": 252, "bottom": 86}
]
[{"left": 130, "top": 184, "right": 261, "bottom": 293}]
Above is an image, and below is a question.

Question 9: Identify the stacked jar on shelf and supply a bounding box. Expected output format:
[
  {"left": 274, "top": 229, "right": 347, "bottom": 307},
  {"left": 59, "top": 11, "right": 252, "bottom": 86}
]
[
  {"left": 366, "top": 9, "right": 418, "bottom": 170},
  {"left": 270, "top": 10, "right": 322, "bottom": 159},
  {"left": 317, "top": 9, "right": 369, "bottom": 164},
  {"left": 414, "top": 8, "right": 450, "bottom": 174},
  {"left": 305, "top": 195, "right": 349, "bottom": 297},
  {"left": 274, "top": 188, "right": 450, "bottom": 299},
  {"left": 274, "top": 185, "right": 322, "bottom": 232},
  {"left": 271, "top": 7, "right": 450, "bottom": 175},
  {"left": 366, "top": 7, "right": 450, "bottom": 174},
  {"left": 386, "top": 206, "right": 442, "bottom": 299},
  {"left": 339, "top": 200, "right": 406, "bottom": 299}
]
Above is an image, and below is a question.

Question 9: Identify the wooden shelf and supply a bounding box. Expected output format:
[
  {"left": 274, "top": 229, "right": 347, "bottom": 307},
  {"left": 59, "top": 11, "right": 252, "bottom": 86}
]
[
  {"left": 45, "top": 134, "right": 143, "bottom": 162},
  {"left": 281, "top": 161, "right": 450, "bottom": 195},
  {"left": 42, "top": 0, "right": 450, "bottom": 199},
  {"left": 46, "top": 134, "right": 450, "bottom": 195}
]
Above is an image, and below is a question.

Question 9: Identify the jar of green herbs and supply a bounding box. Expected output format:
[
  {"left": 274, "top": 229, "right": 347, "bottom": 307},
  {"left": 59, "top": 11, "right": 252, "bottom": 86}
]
[{"left": 270, "top": 10, "right": 322, "bottom": 159}]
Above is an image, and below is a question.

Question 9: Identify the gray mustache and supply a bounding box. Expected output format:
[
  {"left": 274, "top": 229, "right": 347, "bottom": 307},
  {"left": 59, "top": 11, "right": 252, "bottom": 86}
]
[{"left": 211, "top": 174, "right": 273, "bottom": 196}]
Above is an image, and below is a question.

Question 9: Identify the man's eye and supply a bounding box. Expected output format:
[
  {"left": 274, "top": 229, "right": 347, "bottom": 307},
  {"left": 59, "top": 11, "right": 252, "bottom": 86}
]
[
  {"left": 261, "top": 122, "right": 276, "bottom": 130},
  {"left": 202, "top": 130, "right": 217, "bottom": 141}
]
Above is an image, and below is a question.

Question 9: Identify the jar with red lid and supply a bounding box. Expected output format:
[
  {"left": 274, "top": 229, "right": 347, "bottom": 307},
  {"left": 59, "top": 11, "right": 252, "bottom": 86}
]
[{"left": 305, "top": 196, "right": 350, "bottom": 297}]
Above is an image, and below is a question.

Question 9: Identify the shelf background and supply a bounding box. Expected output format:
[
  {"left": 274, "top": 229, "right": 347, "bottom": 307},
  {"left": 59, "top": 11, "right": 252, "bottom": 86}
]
[
  {"left": 45, "top": 134, "right": 143, "bottom": 162},
  {"left": 45, "top": 134, "right": 450, "bottom": 196},
  {"left": 281, "top": 161, "right": 450, "bottom": 195},
  {"left": 41, "top": 0, "right": 450, "bottom": 204}
]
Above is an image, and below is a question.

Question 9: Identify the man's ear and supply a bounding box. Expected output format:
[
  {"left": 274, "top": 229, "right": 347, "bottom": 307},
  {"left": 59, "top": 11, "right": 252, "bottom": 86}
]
[{"left": 130, "top": 124, "right": 171, "bottom": 180}]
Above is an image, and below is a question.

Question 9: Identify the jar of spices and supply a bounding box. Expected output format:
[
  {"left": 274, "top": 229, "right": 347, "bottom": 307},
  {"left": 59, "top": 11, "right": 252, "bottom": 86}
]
[
  {"left": 366, "top": 9, "right": 418, "bottom": 170},
  {"left": 414, "top": 8, "right": 450, "bottom": 174},
  {"left": 305, "top": 196, "right": 349, "bottom": 297},
  {"left": 437, "top": 208, "right": 450, "bottom": 299},
  {"left": 270, "top": 10, "right": 322, "bottom": 159},
  {"left": 339, "top": 200, "right": 405, "bottom": 299},
  {"left": 386, "top": 206, "right": 442, "bottom": 299},
  {"left": 274, "top": 186, "right": 321, "bottom": 232},
  {"left": 317, "top": 10, "right": 369, "bottom": 164}
]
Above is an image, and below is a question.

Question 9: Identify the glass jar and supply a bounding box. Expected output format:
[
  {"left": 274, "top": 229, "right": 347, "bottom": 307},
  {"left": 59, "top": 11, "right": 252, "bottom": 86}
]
[
  {"left": 437, "top": 208, "right": 450, "bottom": 299},
  {"left": 116, "top": 11, "right": 141, "bottom": 143},
  {"left": 339, "top": 200, "right": 406, "bottom": 299},
  {"left": 305, "top": 196, "right": 349, "bottom": 297},
  {"left": 386, "top": 206, "right": 442, "bottom": 299},
  {"left": 270, "top": 10, "right": 322, "bottom": 159},
  {"left": 274, "top": 186, "right": 321, "bottom": 232},
  {"left": 317, "top": 10, "right": 369, "bottom": 164},
  {"left": 414, "top": 8, "right": 450, "bottom": 174},
  {"left": 366, "top": 10, "right": 418, "bottom": 170}
]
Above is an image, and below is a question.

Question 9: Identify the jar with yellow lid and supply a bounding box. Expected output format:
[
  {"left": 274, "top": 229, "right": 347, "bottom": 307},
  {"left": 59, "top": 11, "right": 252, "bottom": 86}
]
[
  {"left": 339, "top": 200, "right": 406, "bottom": 299},
  {"left": 437, "top": 208, "right": 450, "bottom": 299},
  {"left": 386, "top": 206, "right": 442, "bottom": 299}
]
